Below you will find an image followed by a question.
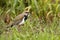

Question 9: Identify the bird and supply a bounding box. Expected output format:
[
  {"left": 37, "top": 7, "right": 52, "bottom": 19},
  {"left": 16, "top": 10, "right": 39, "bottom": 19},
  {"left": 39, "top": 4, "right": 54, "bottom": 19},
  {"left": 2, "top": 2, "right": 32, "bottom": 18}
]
[{"left": 6, "top": 6, "right": 31, "bottom": 28}]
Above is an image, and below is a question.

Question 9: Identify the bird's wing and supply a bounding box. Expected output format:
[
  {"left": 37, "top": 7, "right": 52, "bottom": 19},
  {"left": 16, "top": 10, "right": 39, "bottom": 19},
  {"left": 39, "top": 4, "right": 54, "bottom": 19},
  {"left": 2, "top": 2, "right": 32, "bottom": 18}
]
[
  {"left": 6, "top": 18, "right": 23, "bottom": 28},
  {"left": 13, "top": 12, "right": 25, "bottom": 21},
  {"left": 6, "top": 12, "right": 25, "bottom": 27}
]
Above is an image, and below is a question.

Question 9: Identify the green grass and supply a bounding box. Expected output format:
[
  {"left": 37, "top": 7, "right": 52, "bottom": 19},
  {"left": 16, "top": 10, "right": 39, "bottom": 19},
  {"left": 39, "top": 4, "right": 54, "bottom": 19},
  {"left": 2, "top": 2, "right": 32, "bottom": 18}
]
[{"left": 0, "top": 0, "right": 60, "bottom": 40}]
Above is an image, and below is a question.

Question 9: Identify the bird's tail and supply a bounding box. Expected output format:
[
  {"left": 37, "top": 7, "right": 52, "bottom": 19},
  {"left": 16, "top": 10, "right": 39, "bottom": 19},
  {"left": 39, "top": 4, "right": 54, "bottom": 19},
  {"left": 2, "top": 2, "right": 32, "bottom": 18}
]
[{"left": 4, "top": 22, "right": 14, "bottom": 31}]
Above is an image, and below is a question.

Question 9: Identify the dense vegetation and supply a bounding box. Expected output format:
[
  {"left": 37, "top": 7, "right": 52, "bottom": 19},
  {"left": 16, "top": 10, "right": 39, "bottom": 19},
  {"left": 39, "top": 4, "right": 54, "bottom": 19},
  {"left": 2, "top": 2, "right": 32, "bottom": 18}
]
[{"left": 0, "top": 0, "right": 60, "bottom": 40}]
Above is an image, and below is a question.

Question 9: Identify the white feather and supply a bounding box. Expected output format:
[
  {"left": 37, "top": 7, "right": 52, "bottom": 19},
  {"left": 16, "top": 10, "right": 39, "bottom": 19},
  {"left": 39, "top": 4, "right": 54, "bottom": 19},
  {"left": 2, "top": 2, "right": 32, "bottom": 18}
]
[{"left": 19, "top": 17, "right": 25, "bottom": 25}]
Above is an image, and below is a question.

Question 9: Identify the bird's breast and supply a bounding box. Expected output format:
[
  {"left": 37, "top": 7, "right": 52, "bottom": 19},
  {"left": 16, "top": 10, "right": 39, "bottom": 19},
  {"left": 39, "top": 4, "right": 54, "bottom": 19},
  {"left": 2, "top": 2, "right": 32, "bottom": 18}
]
[{"left": 19, "top": 17, "right": 25, "bottom": 25}]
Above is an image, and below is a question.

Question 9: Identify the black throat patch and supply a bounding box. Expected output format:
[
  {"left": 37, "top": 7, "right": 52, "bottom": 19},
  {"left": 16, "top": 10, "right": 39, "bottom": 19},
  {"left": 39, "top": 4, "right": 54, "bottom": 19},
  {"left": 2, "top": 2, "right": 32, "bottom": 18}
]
[{"left": 24, "top": 15, "right": 28, "bottom": 21}]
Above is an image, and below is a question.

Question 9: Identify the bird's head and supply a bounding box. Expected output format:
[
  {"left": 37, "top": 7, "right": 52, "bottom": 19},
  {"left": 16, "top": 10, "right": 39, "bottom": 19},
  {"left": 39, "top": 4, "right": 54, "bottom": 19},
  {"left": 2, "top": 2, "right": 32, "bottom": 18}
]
[{"left": 23, "top": 6, "right": 31, "bottom": 20}]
